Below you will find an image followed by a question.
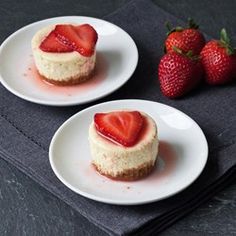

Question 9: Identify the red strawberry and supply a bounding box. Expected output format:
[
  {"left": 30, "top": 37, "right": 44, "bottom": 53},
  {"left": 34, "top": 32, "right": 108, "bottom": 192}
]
[
  {"left": 165, "top": 18, "right": 205, "bottom": 55},
  {"left": 75, "top": 24, "right": 98, "bottom": 45},
  {"left": 158, "top": 50, "right": 203, "bottom": 98},
  {"left": 94, "top": 111, "right": 144, "bottom": 147},
  {"left": 54, "top": 24, "right": 98, "bottom": 56},
  {"left": 200, "top": 28, "right": 236, "bottom": 85},
  {"left": 234, "top": 59, "right": 236, "bottom": 78},
  {"left": 39, "top": 31, "right": 73, "bottom": 52}
]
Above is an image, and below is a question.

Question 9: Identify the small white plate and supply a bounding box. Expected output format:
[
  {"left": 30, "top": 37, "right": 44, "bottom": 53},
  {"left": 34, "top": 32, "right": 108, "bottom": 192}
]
[
  {"left": 0, "top": 16, "right": 138, "bottom": 106},
  {"left": 49, "top": 100, "right": 208, "bottom": 205}
]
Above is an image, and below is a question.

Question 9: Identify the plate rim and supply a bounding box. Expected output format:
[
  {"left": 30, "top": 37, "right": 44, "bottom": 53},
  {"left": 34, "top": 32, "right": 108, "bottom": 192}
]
[
  {"left": 0, "top": 16, "right": 138, "bottom": 106},
  {"left": 49, "top": 99, "right": 209, "bottom": 205}
]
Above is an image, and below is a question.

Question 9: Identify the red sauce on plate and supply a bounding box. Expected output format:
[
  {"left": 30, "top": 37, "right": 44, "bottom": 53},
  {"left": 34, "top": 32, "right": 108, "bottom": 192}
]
[{"left": 24, "top": 53, "right": 108, "bottom": 96}]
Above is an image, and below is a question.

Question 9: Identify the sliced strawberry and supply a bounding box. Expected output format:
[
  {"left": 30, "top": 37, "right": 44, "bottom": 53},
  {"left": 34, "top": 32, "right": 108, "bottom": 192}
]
[
  {"left": 94, "top": 111, "right": 144, "bottom": 147},
  {"left": 54, "top": 24, "right": 97, "bottom": 56},
  {"left": 75, "top": 24, "right": 98, "bottom": 45},
  {"left": 39, "top": 31, "right": 73, "bottom": 52}
]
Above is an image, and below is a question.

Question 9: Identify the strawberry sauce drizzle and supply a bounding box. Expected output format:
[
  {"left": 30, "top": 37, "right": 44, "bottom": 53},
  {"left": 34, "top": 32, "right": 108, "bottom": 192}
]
[{"left": 146, "top": 141, "right": 177, "bottom": 182}]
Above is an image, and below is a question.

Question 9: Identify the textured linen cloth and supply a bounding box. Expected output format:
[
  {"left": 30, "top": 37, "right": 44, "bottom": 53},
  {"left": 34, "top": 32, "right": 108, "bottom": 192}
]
[{"left": 0, "top": 0, "right": 235, "bottom": 235}]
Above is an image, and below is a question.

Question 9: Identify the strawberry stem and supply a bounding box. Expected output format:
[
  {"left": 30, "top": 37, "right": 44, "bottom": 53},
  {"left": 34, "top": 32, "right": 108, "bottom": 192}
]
[
  {"left": 220, "top": 28, "right": 235, "bottom": 55},
  {"left": 175, "top": 26, "right": 183, "bottom": 31}
]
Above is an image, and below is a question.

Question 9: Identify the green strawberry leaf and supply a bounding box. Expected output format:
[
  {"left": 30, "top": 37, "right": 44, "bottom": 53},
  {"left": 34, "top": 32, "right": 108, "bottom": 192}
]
[
  {"left": 172, "top": 46, "right": 183, "bottom": 54},
  {"left": 165, "top": 21, "right": 183, "bottom": 36},
  {"left": 220, "top": 28, "right": 235, "bottom": 55},
  {"left": 220, "top": 28, "right": 230, "bottom": 44},
  {"left": 188, "top": 18, "right": 199, "bottom": 29},
  {"left": 172, "top": 46, "right": 199, "bottom": 60}
]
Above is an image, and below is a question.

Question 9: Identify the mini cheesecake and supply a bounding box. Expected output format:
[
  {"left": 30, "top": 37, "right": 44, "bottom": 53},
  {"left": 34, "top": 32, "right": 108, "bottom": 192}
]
[
  {"left": 89, "top": 111, "right": 158, "bottom": 181},
  {"left": 31, "top": 24, "right": 98, "bottom": 85}
]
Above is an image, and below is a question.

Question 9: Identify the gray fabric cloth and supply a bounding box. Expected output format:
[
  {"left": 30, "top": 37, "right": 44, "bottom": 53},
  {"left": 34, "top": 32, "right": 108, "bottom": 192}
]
[{"left": 0, "top": 0, "right": 235, "bottom": 235}]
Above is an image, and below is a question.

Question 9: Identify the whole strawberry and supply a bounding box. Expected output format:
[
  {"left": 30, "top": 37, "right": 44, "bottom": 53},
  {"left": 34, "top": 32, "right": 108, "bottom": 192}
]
[
  {"left": 200, "top": 28, "right": 236, "bottom": 85},
  {"left": 158, "top": 49, "right": 203, "bottom": 98},
  {"left": 165, "top": 18, "right": 205, "bottom": 55}
]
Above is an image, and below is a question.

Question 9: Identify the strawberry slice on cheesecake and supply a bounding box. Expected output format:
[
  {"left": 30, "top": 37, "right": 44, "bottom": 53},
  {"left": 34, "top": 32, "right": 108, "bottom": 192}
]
[
  {"left": 89, "top": 110, "right": 159, "bottom": 181},
  {"left": 94, "top": 111, "right": 144, "bottom": 147},
  {"left": 32, "top": 24, "right": 98, "bottom": 85}
]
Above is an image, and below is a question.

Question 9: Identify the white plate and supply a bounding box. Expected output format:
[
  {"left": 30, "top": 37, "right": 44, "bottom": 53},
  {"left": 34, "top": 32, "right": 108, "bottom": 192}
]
[
  {"left": 0, "top": 16, "right": 138, "bottom": 106},
  {"left": 49, "top": 100, "right": 208, "bottom": 205}
]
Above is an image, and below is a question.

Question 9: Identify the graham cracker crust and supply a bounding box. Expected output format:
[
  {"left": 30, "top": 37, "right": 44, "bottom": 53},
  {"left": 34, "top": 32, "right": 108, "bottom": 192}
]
[
  {"left": 93, "top": 160, "right": 156, "bottom": 181},
  {"left": 39, "top": 68, "right": 95, "bottom": 86}
]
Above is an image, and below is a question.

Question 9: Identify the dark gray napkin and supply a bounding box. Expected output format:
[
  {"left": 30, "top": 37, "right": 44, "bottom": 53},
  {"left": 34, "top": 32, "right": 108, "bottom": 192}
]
[{"left": 0, "top": 0, "right": 235, "bottom": 235}]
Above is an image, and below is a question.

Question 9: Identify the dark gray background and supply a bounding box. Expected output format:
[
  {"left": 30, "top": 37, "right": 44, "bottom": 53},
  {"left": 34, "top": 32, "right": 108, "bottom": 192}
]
[{"left": 0, "top": 0, "right": 235, "bottom": 235}]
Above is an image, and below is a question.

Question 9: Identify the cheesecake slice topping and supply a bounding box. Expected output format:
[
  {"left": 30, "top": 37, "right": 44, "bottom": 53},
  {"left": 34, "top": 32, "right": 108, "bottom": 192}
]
[
  {"left": 94, "top": 111, "right": 144, "bottom": 147},
  {"left": 39, "top": 24, "right": 98, "bottom": 56}
]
